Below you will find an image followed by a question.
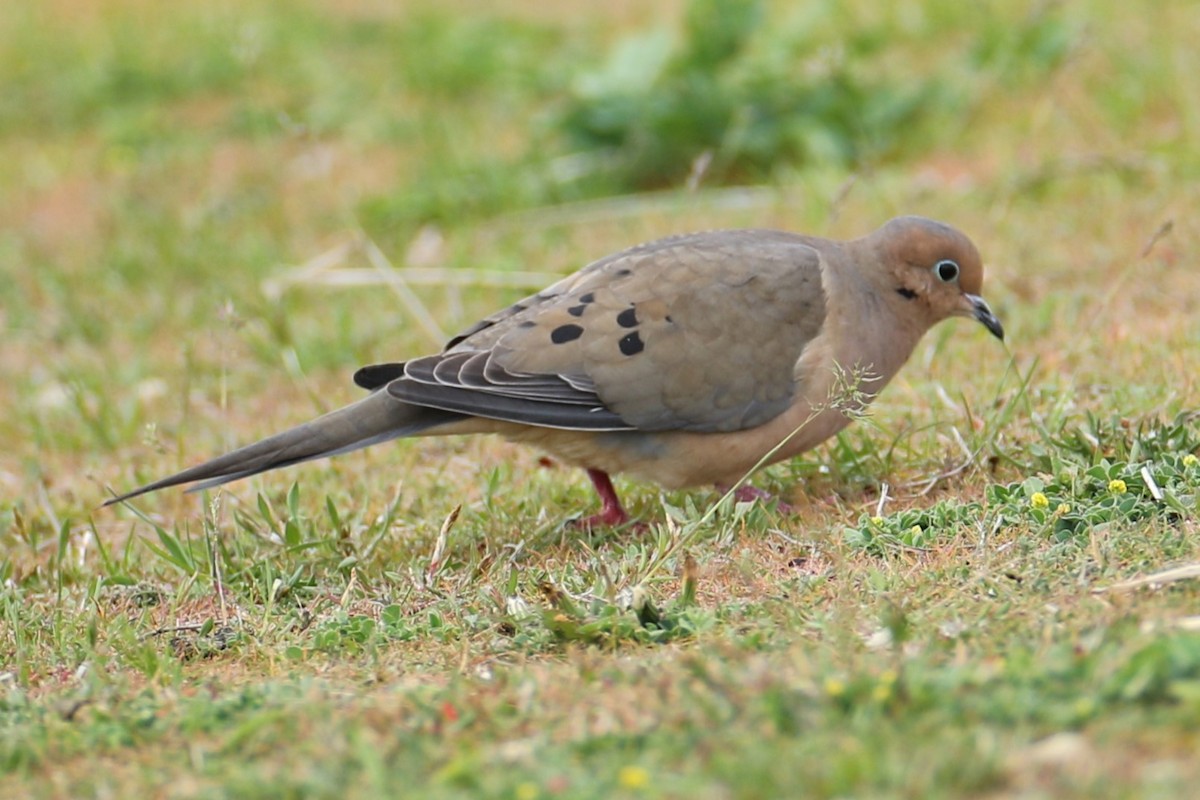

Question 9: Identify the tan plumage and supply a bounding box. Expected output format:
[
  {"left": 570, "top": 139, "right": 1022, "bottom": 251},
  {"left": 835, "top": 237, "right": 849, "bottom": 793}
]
[{"left": 106, "top": 216, "right": 1004, "bottom": 526}]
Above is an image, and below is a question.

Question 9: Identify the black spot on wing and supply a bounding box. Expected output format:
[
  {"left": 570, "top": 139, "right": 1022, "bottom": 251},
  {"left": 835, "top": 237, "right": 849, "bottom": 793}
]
[
  {"left": 568, "top": 304, "right": 587, "bottom": 317},
  {"left": 443, "top": 297, "right": 557, "bottom": 351},
  {"left": 551, "top": 324, "right": 584, "bottom": 344},
  {"left": 616, "top": 307, "right": 638, "bottom": 328},
  {"left": 618, "top": 332, "right": 644, "bottom": 356}
]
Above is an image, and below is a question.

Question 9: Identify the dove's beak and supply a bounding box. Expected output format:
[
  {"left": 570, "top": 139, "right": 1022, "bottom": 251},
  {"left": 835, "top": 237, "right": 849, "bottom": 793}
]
[{"left": 963, "top": 294, "right": 1004, "bottom": 341}]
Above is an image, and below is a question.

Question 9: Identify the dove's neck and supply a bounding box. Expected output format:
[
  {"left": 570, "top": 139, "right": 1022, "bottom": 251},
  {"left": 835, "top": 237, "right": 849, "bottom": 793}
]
[{"left": 817, "top": 245, "right": 927, "bottom": 401}]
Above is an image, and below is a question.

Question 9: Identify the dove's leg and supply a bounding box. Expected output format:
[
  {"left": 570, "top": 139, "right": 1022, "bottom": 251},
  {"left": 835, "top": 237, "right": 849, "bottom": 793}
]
[{"left": 574, "top": 468, "right": 631, "bottom": 528}]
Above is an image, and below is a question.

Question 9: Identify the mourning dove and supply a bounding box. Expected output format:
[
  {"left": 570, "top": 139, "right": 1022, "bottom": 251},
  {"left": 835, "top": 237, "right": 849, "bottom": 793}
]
[{"left": 106, "top": 216, "right": 1004, "bottom": 526}]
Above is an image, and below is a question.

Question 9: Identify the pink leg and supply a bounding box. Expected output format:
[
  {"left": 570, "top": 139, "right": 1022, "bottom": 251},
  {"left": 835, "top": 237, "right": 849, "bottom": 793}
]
[
  {"left": 573, "top": 469, "right": 631, "bottom": 529},
  {"left": 719, "top": 484, "right": 794, "bottom": 514}
]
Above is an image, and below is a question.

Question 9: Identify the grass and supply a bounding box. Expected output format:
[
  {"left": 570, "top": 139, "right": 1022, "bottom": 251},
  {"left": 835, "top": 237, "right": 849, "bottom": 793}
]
[{"left": 3, "top": 0, "right": 1200, "bottom": 796}]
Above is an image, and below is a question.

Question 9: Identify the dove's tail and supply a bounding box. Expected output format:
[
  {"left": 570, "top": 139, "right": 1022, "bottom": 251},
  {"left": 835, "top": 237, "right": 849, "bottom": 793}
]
[{"left": 103, "top": 390, "right": 464, "bottom": 506}]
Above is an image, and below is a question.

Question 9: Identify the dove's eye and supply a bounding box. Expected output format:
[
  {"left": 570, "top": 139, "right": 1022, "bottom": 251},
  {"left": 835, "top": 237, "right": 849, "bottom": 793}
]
[{"left": 934, "top": 259, "right": 960, "bottom": 283}]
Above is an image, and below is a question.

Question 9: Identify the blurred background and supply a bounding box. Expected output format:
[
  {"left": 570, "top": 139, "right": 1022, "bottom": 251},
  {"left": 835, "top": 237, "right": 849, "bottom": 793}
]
[{"left": 0, "top": 0, "right": 1196, "bottom": 513}]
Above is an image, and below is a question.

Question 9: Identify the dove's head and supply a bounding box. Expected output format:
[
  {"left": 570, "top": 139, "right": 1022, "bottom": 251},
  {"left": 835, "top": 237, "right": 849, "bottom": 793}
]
[{"left": 871, "top": 216, "right": 1004, "bottom": 341}]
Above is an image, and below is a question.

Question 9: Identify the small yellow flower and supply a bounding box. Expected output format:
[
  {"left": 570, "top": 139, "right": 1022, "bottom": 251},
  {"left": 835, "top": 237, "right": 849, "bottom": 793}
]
[
  {"left": 1108, "top": 479, "right": 1127, "bottom": 495},
  {"left": 1030, "top": 492, "right": 1049, "bottom": 509},
  {"left": 871, "top": 516, "right": 884, "bottom": 526},
  {"left": 910, "top": 525, "right": 923, "bottom": 537},
  {"left": 1055, "top": 503, "right": 1071, "bottom": 516},
  {"left": 516, "top": 783, "right": 539, "bottom": 800},
  {"left": 618, "top": 766, "right": 650, "bottom": 791},
  {"left": 824, "top": 677, "right": 846, "bottom": 697},
  {"left": 872, "top": 683, "right": 892, "bottom": 702},
  {"left": 1184, "top": 454, "right": 1198, "bottom": 468}
]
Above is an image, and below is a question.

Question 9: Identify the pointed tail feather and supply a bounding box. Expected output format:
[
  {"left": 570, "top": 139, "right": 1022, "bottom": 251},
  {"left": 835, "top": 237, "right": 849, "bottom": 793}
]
[{"left": 104, "top": 391, "right": 462, "bottom": 506}]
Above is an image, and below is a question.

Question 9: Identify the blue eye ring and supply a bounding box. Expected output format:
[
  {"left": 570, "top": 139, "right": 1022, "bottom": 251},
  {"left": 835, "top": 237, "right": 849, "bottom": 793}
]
[{"left": 934, "top": 259, "right": 960, "bottom": 283}]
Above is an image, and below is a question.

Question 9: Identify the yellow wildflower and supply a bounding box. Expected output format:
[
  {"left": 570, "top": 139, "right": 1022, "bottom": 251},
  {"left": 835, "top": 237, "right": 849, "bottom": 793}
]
[
  {"left": 515, "top": 783, "right": 539, "bottom": 800},
  {"left": 1055, "top": 503, "right": 1071, "bottom": 516},
  {"left": 618, "top": 766, "right": 650, "bottom": 791},
  {"left": 1108, "top": 479, "right": 1127, "bottom": 495},
  {"left": 1184, "top": 454, "right": 1198, "bottom": 468},
  {"left": 871, "top": 516, "right": 884, "bottom": 526},
  {"left": 1030, "top": 492, "right": 1049, "bottom": 509},
  {"left": 824, "top": 677, "right": 846, "bottom": 697}
]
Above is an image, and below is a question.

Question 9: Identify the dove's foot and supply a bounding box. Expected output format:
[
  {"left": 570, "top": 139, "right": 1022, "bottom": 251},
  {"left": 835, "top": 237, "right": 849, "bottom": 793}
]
[
  {"left": 570, "top": 468, "right": 634, "bottom": 529},
  {"left": 717, "top": 483, "right": 795, "bottom": 515}
]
